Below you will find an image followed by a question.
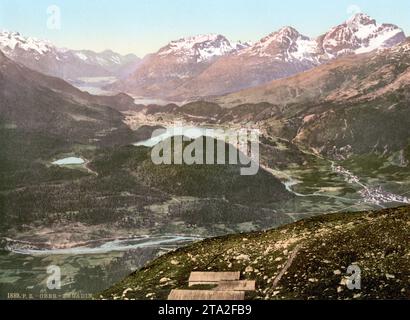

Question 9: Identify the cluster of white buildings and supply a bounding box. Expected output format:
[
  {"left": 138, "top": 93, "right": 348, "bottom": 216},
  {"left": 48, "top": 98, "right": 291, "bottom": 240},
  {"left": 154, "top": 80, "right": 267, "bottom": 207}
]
[
  {"left": 359, "top": 186, "right": 410, "bottom": 206},
  {"left": 332, "top": 164, "right": 410, "bottom": 206}
]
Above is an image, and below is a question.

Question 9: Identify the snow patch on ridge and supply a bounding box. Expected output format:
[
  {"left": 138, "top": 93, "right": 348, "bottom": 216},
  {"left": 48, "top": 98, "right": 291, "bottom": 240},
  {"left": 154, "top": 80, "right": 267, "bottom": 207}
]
[{"left": 0, "top": 31, "right": 53, "bottom": 55}]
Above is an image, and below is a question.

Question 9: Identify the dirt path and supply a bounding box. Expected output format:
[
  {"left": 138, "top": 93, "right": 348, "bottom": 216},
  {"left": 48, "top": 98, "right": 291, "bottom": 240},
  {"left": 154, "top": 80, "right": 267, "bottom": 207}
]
[
  {"left": 84, "top": 161, "right": 98, "bottom": 176},
  {"left": 271, "top": 244, "right": 302, "bottom": 289}
]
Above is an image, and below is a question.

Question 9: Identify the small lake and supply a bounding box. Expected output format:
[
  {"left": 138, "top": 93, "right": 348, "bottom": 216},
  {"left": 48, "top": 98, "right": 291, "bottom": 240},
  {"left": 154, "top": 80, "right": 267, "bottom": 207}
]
[
  {"left": 70, "top": 77, "right": 117, "bottom": 96},
  {"left": 132, "top": 96, "right": 181, "bottom": 106},
  {"left": 134, "top": 126, "right": 212, "bottom": 147},
  {"left": 52, "top": 157, "right": 85, "bottom": 166}
]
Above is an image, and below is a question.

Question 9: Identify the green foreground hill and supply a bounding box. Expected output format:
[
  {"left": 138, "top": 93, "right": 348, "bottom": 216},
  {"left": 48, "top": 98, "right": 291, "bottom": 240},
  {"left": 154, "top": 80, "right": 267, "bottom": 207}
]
[{"left": 100, "top": 206, "right": 410, "bottom": 300}]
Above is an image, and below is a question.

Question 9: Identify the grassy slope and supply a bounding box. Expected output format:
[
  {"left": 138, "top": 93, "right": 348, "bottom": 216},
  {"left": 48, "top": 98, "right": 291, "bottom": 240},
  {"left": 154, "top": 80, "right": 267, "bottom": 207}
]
[{"left": 100, "top": 206, "right": 410, "bottom": 300}]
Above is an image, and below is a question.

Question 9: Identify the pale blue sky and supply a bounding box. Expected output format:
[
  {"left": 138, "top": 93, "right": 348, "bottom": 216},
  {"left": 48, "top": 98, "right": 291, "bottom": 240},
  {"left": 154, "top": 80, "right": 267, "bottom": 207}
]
[{"left": 0, "top": 0, "right": 409, "bottom": 57}]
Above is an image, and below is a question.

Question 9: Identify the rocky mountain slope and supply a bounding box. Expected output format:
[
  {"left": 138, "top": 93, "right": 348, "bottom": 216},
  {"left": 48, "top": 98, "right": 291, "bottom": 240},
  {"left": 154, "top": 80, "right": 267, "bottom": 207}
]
[
  {"left": 0, "top": 51, "right": 130, "bottom": 143},
  {"left": 218, "top": 38, "right": 410, "bottom": 108},
  {"left": 0, "top": 30, "right": 140, "bottom": 80},
  {"left": 0, "top": 49, "right": 140, "bottom": 144},
  {"left": 100, "top": 206, "right": 410, "bottom": 300}
]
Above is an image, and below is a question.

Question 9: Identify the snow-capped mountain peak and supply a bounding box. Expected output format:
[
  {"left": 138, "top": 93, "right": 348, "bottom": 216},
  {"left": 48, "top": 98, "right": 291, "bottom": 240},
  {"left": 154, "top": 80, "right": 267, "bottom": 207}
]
[
  {"left": 275, "top": 26, "right": 302, "bottom": 39},
  {"left": 346, "top": 13, "right": 376, "bottom": 28},
  {"left": 166, "top": 33, "right": 221, "bottom": 49},
  {"left": 240, "top": 26, "right": 319, "bottom": 63},
  {"left": 320, "top": 13, "right": 406, "bottom": 57},
  {"left": 256, "top": 26, "right": 303, "bottom": 48},
  {"left": 158, "top": 33, "right": 246, "bottom": 62}
]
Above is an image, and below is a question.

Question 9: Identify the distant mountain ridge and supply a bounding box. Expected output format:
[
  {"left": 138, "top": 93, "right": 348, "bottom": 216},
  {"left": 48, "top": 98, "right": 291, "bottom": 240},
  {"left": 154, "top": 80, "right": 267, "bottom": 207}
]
[
  {"left": 0, "top": 13, "right": 406, "bottom": 100},
  {"left": 109, "top": 13, "right": 406, "bottom": 100},
  {"left": 0, "top": 30, "right": 141, "bottom": 80},
  {"left": 168, "top": 13, "right": 406, "bottom": 100}
]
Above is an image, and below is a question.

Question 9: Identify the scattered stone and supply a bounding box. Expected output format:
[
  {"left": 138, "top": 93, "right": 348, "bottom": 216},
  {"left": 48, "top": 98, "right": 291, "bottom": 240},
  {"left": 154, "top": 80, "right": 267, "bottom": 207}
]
[
  {"left": 245, "top": 266, "right": 254, "bottom": 273},
  {"left": 340, "top": 277, "right": 348, "bottom": 286},
  {"left": 160, "top": 277, "right": 171, "bottom": 284},
  {"left": 122, "top": 288, "right": 133, "bottom": 297},
  {"left": 236, "top": 254, "right": 250, "bottom": 261},
  {"left": 264, "top": 246, "right": 273, "bottom": 255}
]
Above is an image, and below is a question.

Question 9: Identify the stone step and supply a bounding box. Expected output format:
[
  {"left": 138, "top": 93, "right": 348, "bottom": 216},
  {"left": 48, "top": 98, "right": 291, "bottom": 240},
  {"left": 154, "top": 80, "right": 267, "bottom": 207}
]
[
  {"left": 168, "top": 289, "right": 245, "bottom": 301},
  {"left": 214, "top": 280, "right": 256, "bottom": 291},
  {"left": 189, "top": 271, "right": 240, "bottom": 286}
]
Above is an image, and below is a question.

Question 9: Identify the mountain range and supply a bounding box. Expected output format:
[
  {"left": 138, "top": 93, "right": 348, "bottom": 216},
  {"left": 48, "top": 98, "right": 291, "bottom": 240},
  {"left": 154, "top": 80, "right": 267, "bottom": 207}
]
[
  {"left": 110, "top": 13, "right": 406, "bottom": 100},
  {"left": 0, "top": 30, "right": 141, "bottom": 81},
  {"left": 1, "top": 13, "right": 405, "bottom": 101}
]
